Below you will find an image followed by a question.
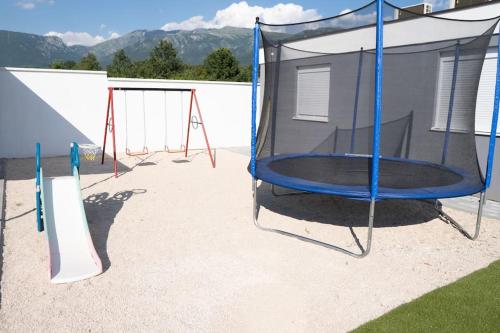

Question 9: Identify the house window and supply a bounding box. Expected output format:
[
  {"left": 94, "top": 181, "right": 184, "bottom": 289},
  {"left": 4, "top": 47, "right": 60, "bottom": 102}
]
[
  {"left": 475, "top": 48, "right": 499, "bottom": 135},
  {"left": 294, "top": 64, "right": 331, "bottom": 122},
  {"left": 433, "top": 48, "right": 498, "bottom": 135}
]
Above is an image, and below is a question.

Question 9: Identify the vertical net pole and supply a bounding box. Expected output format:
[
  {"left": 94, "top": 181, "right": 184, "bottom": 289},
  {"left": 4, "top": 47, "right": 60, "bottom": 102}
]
[
  {"left": 442, "top": 41, "right": 461, "bottom": 165},
  {"left": 404, "top": 110, "right": 414, "bottom": 159},
  {"left": 485, "top": 36, "right": 500, "bottom": 189},
  {"left": 333, "top": 126, "right": 339, "bottom": 153},
  {"left": 270, "top": 45, "right": 281, "bottom": 157},
  {"left": 370, "top": 0, "right": 384, "bottom": 200},
  {"left": 251, "top": 18, "right": 260, "bottom": 177},
  {"left": 350, "top": 47, "right": 364, "bottom": 154}
]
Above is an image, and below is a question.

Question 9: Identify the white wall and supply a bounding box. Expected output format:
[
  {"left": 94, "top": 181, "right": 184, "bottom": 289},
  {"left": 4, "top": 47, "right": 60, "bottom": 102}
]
[
  {"left": 0, "top": 67, "right": 108, "bottom": 157},
  {"left": 259, "top": 2, "right": 500, "bottom": 61},
  {"left": 0, "top": 68, "right": 257, "bottom": 158},
  {"left": 107, "top": 78, "right": 254, "bottom": 154}
]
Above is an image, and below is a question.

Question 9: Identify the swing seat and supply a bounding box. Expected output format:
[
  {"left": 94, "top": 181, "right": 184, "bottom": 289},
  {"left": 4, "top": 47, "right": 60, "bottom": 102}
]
[
  {"left": 126, "top": 147, "right": 149, "bottom": 156},
  {"left": 165, "top": 145, "right": 186, "bottom": 153}
]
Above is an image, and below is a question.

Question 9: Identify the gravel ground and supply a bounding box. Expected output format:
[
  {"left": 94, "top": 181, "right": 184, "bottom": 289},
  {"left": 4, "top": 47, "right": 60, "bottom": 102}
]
[{"left": 0, "top": 150, "right": 499, "bottom": 332}]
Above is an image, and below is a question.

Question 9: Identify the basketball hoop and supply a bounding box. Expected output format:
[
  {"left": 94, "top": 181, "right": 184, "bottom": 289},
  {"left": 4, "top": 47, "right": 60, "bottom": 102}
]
[{"left": 79, "top": 143, "right": 100, "bottom": 161}]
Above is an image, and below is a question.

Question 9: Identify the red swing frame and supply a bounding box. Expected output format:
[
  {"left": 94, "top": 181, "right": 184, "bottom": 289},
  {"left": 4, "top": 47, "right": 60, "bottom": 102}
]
[
  {"left": 184, "top": 89, "right": 216, "bottom": 168},
  {"left": 101, "top": 87, "right": 215, "bottom": 177}
]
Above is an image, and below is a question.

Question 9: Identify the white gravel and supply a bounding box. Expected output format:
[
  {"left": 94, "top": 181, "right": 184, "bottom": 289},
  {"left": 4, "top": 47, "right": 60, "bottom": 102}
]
[{"left": 0, "top": 150, "right": 499, "bottom": 332}]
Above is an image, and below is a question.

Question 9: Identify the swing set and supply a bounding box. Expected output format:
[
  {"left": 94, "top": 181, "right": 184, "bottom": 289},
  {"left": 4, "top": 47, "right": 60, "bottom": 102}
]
[{"left": 101, "top": 87, "right": 215, "bottom": 177}]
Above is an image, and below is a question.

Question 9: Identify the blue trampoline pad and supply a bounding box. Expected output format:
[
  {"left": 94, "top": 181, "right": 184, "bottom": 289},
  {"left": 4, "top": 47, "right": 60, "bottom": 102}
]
[{"left": 255, "top": 153, "right": 484, "bottom": 200}]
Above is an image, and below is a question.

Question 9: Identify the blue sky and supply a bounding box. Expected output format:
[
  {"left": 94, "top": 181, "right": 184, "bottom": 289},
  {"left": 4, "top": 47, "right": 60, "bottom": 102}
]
[{"left": 0, "top": 0, "right": 448, "bottom": 46}]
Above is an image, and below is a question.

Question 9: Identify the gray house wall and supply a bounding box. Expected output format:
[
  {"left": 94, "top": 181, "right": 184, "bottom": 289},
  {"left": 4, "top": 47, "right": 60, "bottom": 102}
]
[
  {"left": 477, "top": 35, "right": 500, "bottom": 201},
  {"left": 259, "top": 36, "right": 500, "bottom": 201}
]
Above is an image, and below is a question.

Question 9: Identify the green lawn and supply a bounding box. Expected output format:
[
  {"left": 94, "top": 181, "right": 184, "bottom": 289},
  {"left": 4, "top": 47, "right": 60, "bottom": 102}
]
[{"left": 351, "top": 260, "right": 500, "bottom": 333}]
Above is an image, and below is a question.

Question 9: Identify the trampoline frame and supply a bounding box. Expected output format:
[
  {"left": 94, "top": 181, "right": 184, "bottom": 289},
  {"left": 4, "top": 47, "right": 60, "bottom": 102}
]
[
  {"left": 434, "top": 193, "right": 485, "bottom": 241},
  {"left": 252, "top": 181, "right": 485, "bottom": 257},
  {"left": 253, "top": 180, "right": 375, "bottom": 257},
  {"left": 249, "top": 0, "right": 500, "bottom": 257},
  {"left": 256, "top": 153, "right": 483, "bottom": 200}
]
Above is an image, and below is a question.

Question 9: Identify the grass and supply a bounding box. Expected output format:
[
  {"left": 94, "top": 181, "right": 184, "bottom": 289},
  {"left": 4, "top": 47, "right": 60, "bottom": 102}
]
[{"left": 351, "top": 260, "right": 500, "bottom": 333}]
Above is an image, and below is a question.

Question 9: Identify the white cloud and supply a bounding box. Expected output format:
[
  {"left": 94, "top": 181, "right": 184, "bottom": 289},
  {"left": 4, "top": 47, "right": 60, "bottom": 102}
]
[
  {"left": 45, "top": 31, "right": 120, "bottom": 46},
  {"left": 15, "top": 0, "right": 54, "bottom": 10},
  {"left": 162, "top": 1, "right": 321, "bottom": 31},
  {"left": 15, "top": 2, "right": 35, "bottom": 9},
  {"left": 427, "top": 0, "right": 451, "bottom": 11},
  {"left": 100, "top": 23, "right": 107, "bottom": 30},
  {"left": 334, "top": 8, "right": 376, "bottom": 29},
  {"left": 163, "top": 16, "right": 209, "bottom": 31},
  {"left": 335, "top": 0, "right": 449, "bottom": 29},
  {"left": 108, "top": 31, "right": 120, "bottom": 39},
  {"left": 45, "top": 31, "right": 105, "bottom": 46}
]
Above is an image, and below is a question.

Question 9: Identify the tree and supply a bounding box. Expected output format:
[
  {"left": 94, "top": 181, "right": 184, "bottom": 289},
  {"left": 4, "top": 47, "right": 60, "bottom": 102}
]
[
  {"left": 50, "top": 60, "right": 77, "bottom": 70},
  {"left": 78, "top": 53, "right": 101, "bottom": 71},
  {"left": 237, "top": 65, "right": 252, "bottom": 82},
  {"left": 203, "top": 48, "right": 240, "bottom": 81},
  {"left": 148, "top": 40, "right": 183, "bottom": 79},
  {"left": 174, "top": 64, "right": 209, "bottom": 81},
  {"left": 134, "top": 59, "right": 154, "bottom": 79},
  {"left": 107, "top": 49, "right": 135, "bottom": 77}
]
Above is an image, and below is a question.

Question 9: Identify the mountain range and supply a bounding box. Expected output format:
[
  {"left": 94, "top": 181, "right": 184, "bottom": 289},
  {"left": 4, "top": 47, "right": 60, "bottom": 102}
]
[{"left": 0, "top": 27, "right": 254, "bottom": 69}]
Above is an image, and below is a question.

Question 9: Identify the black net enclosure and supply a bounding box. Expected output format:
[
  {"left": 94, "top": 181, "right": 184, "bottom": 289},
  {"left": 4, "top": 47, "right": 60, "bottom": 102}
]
[{"left": 253, "top": 0, "right": 500, "bottom": 201}]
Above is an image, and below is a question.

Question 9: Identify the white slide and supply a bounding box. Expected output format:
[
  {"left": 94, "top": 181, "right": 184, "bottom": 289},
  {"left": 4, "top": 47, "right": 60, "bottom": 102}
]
[{"left": 40, "top": 168, "right": 102, "bottom": 284}]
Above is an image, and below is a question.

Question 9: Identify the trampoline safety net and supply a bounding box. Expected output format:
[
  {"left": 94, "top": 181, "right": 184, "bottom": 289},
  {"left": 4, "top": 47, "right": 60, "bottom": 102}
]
[{"left": 254, "top": 0, "right": 500, "bottom": 200}]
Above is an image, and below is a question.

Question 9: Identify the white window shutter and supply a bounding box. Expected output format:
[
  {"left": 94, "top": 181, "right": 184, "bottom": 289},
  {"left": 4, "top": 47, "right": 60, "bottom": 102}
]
[
  {"left": 435, "top": 47, "right": 500, "bottom": 135},
  {"left": 295, "top": 65, "right": 331, "bottom": 122},
  {"left": 475, "top": 49, "right": 499, "bottom": 135},
  {"left": 435, "top": 55, "right": 481, "bottom": 132}
]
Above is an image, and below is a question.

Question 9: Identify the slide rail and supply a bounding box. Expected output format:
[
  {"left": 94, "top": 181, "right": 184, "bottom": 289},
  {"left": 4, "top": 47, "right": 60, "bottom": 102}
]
[
  {"left": 70, "top": 142, "right": 80, "bottom": 176},
  {"left": 36, "top": 142, "right": 80, "bottom": 232},
  {"left": 36, "top": 143, "right": 43, "bottom": 232}
]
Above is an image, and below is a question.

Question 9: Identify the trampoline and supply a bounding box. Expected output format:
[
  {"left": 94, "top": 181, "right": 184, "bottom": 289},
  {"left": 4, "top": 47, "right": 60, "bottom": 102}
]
[
  {"left": 249, "top": 0, "right": 500, "bottom": 257},
  {"left": 256, "top": 154, "right": 483, "bottom": 200}
]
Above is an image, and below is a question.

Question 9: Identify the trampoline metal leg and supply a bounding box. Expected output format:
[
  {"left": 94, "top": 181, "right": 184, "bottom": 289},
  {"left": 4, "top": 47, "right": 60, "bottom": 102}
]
[
  {"left": 252, "top": 179, "right": 258, "bottom": 222},
  {"left": 253, "top": 179, "right": 374, "bottom": 258},
  {"left": 434, "top": 192, "right": 485, "bottom": 240}
]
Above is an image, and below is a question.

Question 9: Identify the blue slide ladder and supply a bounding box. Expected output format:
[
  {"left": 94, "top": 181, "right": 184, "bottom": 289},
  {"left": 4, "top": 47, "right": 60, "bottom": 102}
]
[{"left": 36, "top": 142, "right": 80, "bottom": 233}]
